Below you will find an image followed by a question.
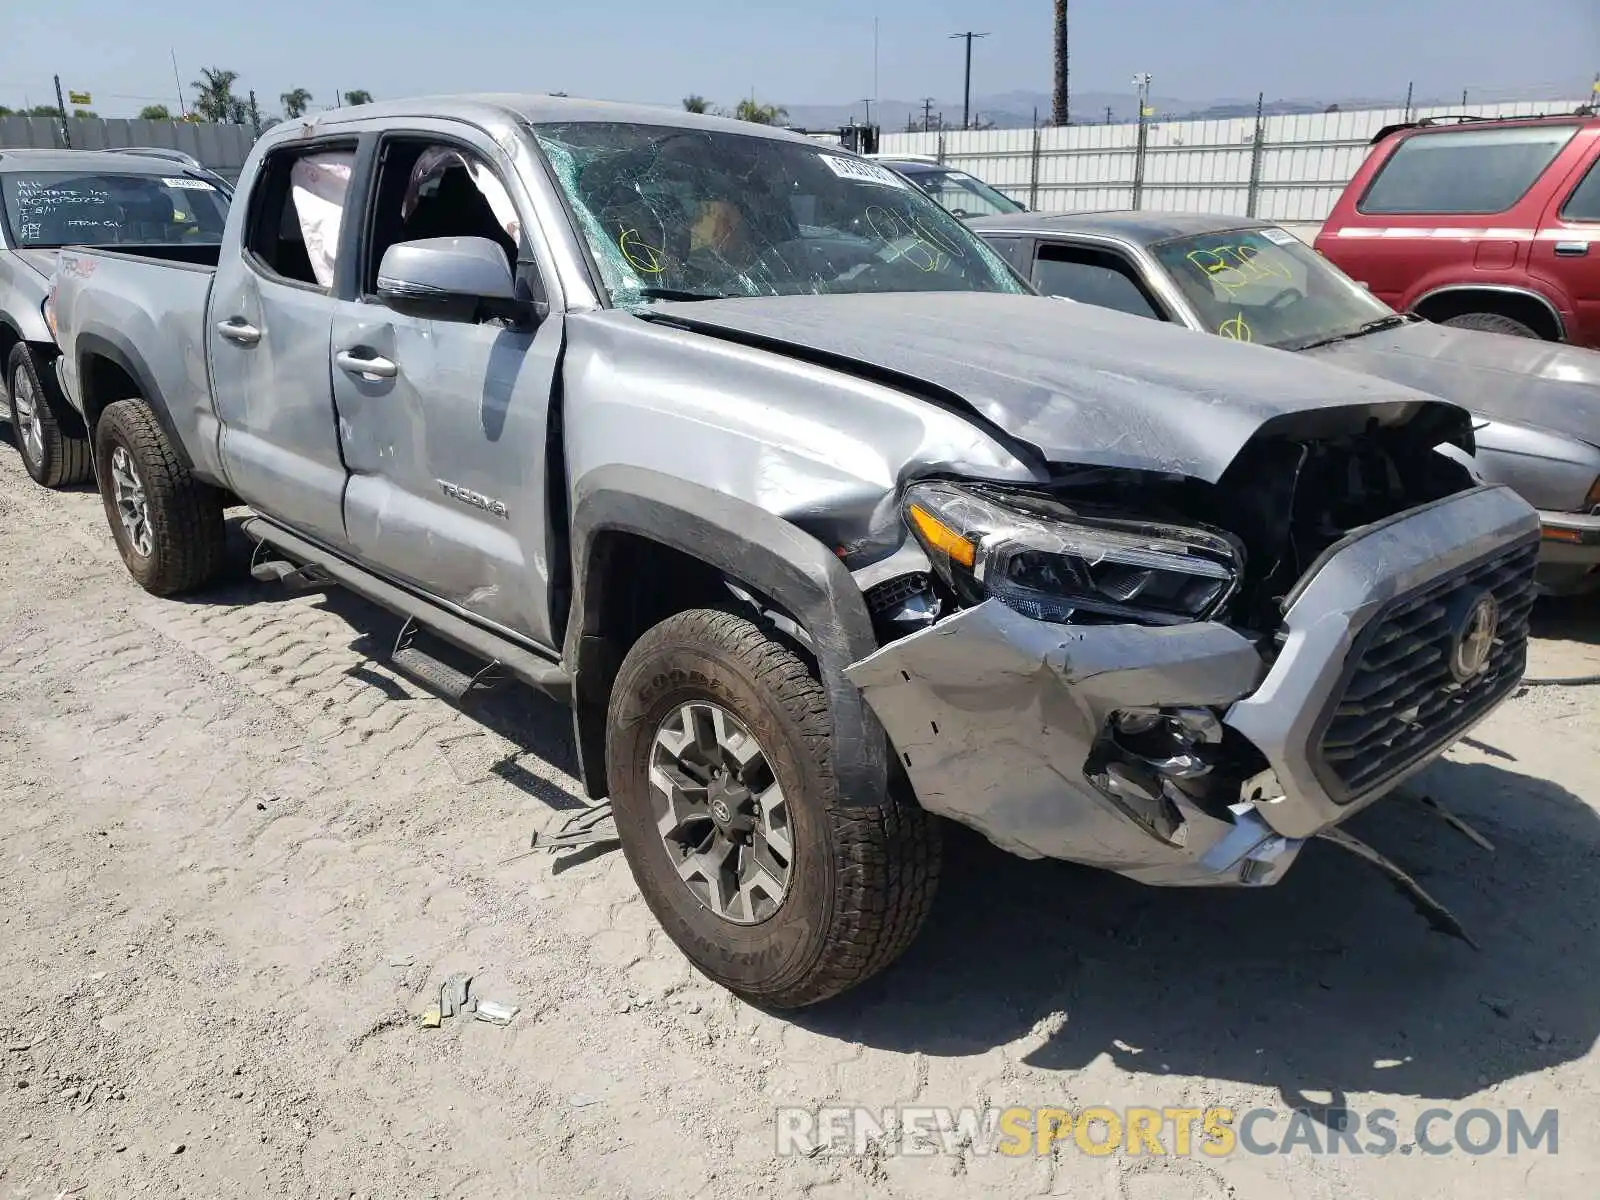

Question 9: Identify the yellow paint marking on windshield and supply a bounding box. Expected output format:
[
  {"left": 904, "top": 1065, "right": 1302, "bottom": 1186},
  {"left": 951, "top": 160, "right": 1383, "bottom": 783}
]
[
  {"left": 1217, "top": 314, "right": 1253, "bottom": 341},
  {"left": 1186, "top": 244, "right": 1293, "bottom": 294},
  {"left": 618, "top": 228, "right": 667, "bottom": 274}
]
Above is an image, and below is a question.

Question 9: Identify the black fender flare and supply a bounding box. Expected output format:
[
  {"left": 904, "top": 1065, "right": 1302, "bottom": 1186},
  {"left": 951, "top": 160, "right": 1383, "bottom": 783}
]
[
  {"left": 564, "top": 464, "right": 890, "bottom": 808},
  {"left": 74, "top": 329, "right": 196, "bottom": 471}
]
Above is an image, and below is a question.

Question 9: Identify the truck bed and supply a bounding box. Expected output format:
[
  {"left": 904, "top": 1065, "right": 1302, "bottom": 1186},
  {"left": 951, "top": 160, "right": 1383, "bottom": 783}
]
[{"left": 51, "top": 242, "right": 224, "bottom": 485}]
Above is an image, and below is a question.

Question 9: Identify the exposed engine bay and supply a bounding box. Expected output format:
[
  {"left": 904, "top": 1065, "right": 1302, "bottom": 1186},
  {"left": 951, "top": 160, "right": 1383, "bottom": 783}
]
[{"left": 843, "top": 404, "right": 1532, "bottom": 935}]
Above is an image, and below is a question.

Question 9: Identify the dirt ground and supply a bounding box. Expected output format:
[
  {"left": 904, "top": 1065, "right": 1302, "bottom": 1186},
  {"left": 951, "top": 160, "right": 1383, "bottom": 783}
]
[{"left": 1, "top": 432, "right": 1598, "bottom": 1200}]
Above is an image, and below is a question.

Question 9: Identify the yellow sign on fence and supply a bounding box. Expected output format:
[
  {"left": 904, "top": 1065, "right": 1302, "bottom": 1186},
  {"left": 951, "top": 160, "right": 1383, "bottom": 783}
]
[{"left": 67, "top": 91, "right": 92, "bottom": 106}]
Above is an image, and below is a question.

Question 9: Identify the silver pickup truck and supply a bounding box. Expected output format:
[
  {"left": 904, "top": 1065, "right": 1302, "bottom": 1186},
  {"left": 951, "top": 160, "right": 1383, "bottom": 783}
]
[{"left": 49, "top": 95, "right": 1539, "bottom": 1007}]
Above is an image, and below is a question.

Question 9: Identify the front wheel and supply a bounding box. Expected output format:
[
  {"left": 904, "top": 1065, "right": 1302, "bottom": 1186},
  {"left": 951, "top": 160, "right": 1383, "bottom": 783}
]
[
  {"left": 7, "top": 343, "right": 91, "bottom": 488},
  {"left": 606, "top": 608, "right": 941, "bottom": 1008},
  {"left": 93, "top": 398, "right": 226, "bottom": 596}
]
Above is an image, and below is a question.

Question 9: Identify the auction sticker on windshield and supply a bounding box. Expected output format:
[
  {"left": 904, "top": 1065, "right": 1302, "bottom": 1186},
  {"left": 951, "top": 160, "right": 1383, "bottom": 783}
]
[
  {"left": 819, "top": 155, "right": 907, "bottom": 189},
  {"left": 1260, "top": 227, "right": 1298, "bottom": 246},
  {"left": 162, "top": 177, "right": 217, "bottom": 191}
]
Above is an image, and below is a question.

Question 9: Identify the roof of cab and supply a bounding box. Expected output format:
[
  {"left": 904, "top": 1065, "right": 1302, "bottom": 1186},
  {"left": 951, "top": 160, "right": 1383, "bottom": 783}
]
[
  {"left": 267, "top": 93, "right": 823, "bottom": 146},
  {"left": 968, "top": 209, "right": 1278, "bottom": 244},
  {"left": 0, "top": 147, "right": 205, "bottom": 174}
]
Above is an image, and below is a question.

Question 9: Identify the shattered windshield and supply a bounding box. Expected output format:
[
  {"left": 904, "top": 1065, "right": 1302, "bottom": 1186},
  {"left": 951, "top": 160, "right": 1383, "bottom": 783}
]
[
  {"left": 1151, "top": 226, "right": 1394, "bottom": 350},
  {"left": 530, "top": 121, "right": 1027, "bottom": 305}
]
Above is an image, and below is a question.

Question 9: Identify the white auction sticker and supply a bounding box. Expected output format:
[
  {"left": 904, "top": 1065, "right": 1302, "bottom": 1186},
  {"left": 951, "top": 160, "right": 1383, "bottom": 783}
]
[
  {"left": 818, "top": 155, "right": 907, "bottom": 189},
  {"left": 1260, "top": 227, "right": 1298, "bottom": 245},
  {"left": 162, "top": 176, "right": 217, "bottom": 191}
]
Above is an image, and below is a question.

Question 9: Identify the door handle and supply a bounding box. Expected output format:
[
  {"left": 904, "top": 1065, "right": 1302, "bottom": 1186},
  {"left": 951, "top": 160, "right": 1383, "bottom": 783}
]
[
  {"left": 336, "top": 349, "right": 399, "bottom": 379},
  {"left": 215, "top": 318, "right": 261, "bottom": 345},
  {"left": 1553, "top": 241, "right": 1590, "bottom": 258}
]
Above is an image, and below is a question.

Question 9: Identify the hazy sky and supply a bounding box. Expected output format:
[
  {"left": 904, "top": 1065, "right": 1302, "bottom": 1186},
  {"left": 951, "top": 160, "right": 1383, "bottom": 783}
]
[{"left": 3, "top": 0, "right": 1595, "bottom": 118}]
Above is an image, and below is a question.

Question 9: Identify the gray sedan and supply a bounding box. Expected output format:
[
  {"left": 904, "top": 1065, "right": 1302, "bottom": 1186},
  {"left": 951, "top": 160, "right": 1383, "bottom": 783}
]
[{"left": 971, "top": 210, "right": 1600, "bottom": 595}]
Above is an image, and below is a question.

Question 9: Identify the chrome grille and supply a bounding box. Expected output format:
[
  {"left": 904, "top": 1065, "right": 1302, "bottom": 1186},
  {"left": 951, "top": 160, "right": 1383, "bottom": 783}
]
[{"left": 1315, "top": 537, "right": 1539, "bottom": 800}]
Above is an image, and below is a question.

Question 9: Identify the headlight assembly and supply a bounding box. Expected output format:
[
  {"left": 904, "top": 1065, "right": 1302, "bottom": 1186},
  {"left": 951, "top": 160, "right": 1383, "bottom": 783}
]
[{"left": 903, "top": 480, "right": 1239, "bottom": 625}]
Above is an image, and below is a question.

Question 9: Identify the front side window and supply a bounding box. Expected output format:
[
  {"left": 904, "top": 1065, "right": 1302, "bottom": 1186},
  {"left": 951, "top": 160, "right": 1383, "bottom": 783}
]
[
  {"left": 531, "top": 122, "right": 1026, "bottom": 306},
  {"left": 1359, "top": 125, "right": 1579, "bottom": 215},
  {"left": 902, "top": 166, "right": 1025, "bottom": 217},
  {"left": 1033, "top": 246, "right": 1161, "bottom": 320},
  {"left": 0, "top": 171, "right": 229, "bottom": 249},
  {"left": 1152, "top": 226, "right": 1395, "bottom": 350},
  {"left": 363, "top": 139, "right": 525, "bottom": 297}
]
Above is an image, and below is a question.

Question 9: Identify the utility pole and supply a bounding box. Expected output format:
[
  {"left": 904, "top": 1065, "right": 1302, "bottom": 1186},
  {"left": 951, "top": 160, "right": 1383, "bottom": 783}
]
[
  {"left": 247, "top": 89, "right": 261, "bottom": 135},
  {"left": 1131, "top": 72, "right": 1153, "bottom": 209},
  {"left": 861, "top": 98, "right": 873, "bottom": 127},
  {"left": 1051, "top": 0, "right": 1070, "bottom": 125},
  {"left": 921, "top": 97, "right": 936, "bottom": 132},
  {"left": 1105, "top": 105, "right": 1113, "bottom": 124},
  {"left": 170, "top": 48, "right": 188, "bottom": 117},
  {"left": 1403, "top": 80, "right": 1414, "bottom": 121},
  {"left": 52, "top": 75, "right": 71, "bottom": 148},
  {"left": 949, "top": 31, "right": 988, "bottom": 130}
]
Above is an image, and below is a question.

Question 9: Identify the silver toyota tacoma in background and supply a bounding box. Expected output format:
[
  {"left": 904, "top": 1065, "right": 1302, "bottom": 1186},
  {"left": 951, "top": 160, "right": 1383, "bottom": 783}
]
[{"left": 48, "top": 95, "right": 1539, "bottom": 1007}]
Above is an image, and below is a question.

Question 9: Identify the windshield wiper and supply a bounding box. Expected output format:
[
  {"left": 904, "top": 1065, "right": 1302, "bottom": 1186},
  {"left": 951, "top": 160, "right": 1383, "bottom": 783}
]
[
  {"left": 1288, "top": 314, "right": 1412, "bottom": 352},
  {"left": 633, "top": 287, "right": 727, "bottom": 303}
]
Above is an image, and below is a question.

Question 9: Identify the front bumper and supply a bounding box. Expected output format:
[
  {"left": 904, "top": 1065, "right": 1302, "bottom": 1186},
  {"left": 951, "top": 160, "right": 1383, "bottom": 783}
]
[
  {"left": 1535, "top": 509, "right": 1600, "bottom": 596},
  {"left": 846, "top": 485, "right": 1540, "bottom": 887}
]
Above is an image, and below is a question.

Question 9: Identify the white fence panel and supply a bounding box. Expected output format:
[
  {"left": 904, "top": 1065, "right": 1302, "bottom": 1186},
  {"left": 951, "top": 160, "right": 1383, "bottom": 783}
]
[{"left": 878, "top": 96, "right": 1590, "bottom": 220}]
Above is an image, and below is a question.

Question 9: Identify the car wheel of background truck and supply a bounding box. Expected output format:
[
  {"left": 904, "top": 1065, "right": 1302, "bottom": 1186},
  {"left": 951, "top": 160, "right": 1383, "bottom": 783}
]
[
  {"left": 606, "top": 607, "right": 941, "bottom": 1009},
  {"left": 92, "top": 398, "right": 226, "bottom": 596},
  {"left": 7, "top": 344, "right": 91, "bottom": 489},
  {"left": 1440, "top": 312, "right": 1540, "bottom": 339}
]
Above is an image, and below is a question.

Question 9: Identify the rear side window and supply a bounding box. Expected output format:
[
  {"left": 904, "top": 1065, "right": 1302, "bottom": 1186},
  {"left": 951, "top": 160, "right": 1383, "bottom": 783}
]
[
  {"left": 1561, "top": 157, "right": 1600, "bottom": 221},
  {"left": 244, "top": 143, "right": 357, "bottom": 290},
  {"left": 1359, "top": 125, "right": 1579, "bottom": 215}
]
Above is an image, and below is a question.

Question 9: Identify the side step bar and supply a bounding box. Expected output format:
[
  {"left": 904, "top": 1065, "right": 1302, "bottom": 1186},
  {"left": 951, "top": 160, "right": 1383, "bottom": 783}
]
[{"left": 240, "top": 516, "right": 571, "bottom": 706}]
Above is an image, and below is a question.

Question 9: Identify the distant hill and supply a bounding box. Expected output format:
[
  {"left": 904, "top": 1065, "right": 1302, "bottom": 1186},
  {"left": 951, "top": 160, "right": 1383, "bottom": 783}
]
[{"left": 778, "top": 87, "right": 1528, "bottom": 132}]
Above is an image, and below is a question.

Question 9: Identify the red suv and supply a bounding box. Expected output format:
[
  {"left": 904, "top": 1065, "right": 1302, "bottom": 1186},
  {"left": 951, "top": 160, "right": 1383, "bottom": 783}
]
[{"left": 1317, "top": 110, "right": 1600, "bottom": 347}]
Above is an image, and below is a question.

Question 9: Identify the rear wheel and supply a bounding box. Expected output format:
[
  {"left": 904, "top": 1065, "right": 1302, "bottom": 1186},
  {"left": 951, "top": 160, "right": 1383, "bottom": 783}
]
[
  {"left": 606, "top": 608, "right": 940, "bottom": 1008},
  {"left": 92, "top": 398, "right": 226, "bottom": 596},
  {"left": 7, "top": 343, "right": 91, "bottom": 488},
  {"left": 1440, "top": 312, "right": 1541, "bottom": 339}
]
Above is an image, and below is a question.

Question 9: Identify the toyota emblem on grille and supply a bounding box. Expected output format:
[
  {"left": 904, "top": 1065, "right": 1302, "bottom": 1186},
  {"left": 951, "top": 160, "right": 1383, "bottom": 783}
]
[{"left": 1448, "top": 591, "right": 1499, "bottom": 682}]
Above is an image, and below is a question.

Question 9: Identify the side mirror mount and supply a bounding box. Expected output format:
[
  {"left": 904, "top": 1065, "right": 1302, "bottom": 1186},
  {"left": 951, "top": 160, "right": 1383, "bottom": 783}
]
[{"left": 376, "top": 236, "right": 535, "bottom": 324}]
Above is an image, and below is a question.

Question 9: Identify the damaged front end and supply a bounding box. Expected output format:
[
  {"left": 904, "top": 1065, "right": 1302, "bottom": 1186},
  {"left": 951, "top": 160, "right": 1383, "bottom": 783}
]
[{"left": 844, "top": 411, "right": 1541, "bottom": 900}]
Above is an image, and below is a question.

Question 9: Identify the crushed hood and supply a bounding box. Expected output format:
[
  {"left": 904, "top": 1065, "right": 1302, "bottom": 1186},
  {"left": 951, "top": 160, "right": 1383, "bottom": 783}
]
[
  {"left": 646, "top": 292, "right": 1458, "bottom": 482},
  {"left": 1301, "top": 319, "right": 1600, "bottom": 449}
]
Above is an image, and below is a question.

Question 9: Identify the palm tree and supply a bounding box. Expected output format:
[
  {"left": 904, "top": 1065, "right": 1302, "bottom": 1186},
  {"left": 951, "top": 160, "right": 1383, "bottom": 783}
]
[
  {"left": 682, "top": 95, "right": 710, "bottom": 113},
  {"left": 1051, "top": 0, "right": 1069, "bottom": 125},
  {"left": 191, "top": 67, "right": 240, "bottom": 123},
  {"left": 137, "top": 104, "right": 172, "bottom": 120},
  {"left": 342, "top": 89, "right": 373, "bottom": 106},
  {"left": 733, "top": 98, "right": 787, "bottom": 125},
  {"left": 280, "top": 88, "right": 313, "bottom": 119}
]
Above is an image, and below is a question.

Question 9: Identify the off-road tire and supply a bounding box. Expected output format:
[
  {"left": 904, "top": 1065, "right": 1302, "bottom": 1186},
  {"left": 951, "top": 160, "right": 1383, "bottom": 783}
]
[
  {"left": 93, "top": 398, "right": 226, "bottom": 596},
  {"left": 1440, "top": 312, "right": 1541, "bottom": 339},
  {"left": 7, "top": 343, "right": 91, "bottom": 488},
  {"left": 606, "top": 608, "right": 941, "bottom": 1008}
]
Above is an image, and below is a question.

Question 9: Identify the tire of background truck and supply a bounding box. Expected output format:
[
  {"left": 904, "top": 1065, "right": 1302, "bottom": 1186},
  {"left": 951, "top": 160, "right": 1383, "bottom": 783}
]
[
  {"left": 92, "top": 398, "right": 226, "bottom": 596},
  {"left": 606, "top": 607, "right": 941, "bottom": 1009},
  {"left": 6, "top": 344, "right": 92, "bottom": 489},
  {"left": 1440, "top": 312, "right": 1541, "bottom": 338}
]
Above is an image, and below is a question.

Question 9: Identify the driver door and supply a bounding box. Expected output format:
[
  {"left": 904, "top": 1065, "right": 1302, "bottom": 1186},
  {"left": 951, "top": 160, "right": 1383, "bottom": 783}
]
[{"left": 328, "top": 127, "right": 565, "bottom": 650}]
